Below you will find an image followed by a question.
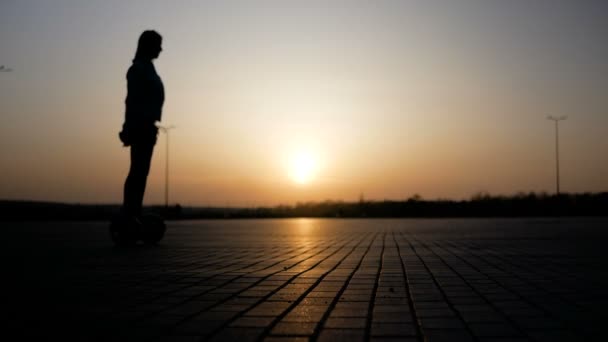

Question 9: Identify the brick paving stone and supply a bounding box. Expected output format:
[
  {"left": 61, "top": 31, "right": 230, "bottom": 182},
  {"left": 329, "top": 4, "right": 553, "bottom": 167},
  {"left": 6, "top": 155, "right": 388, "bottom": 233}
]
[
  {"left": 423, "top": 329, "right": 475, "bottom": 342},
  {"left": 5, "top": 218, "right": 608, "bottom": 341},
  {"left": 508, "top": 316, "right": 562, "bottom": 330},
  {"left": 370, "top": 338, "right": 417, "bottom": 342},
  {"left": 416, "top": 307, "right": 457, "bottom": 318},
  {"left": 307, "top": 291, "right": 339, "bottom": 298},
  {"left": 328, "top": 307, "right": 369, "bottom": 318},
  {"left": 458, "top": 309, "right": 506, "bottom": 323},
  {"left": 230, "top": 316, "right": 276, "bottom": 328},
  {"left": 372, "top": 305, "right": 410, "bottom": 313},
  {"left": 468, "top": 322, "right": 522, "bottom": 337},
  {"left": 156, "top": 336, "right": 203, "bottom": 342},
  {"left": 172, "top": 317, "right": 227, "bottom": 335},
  {"left": 208, "top": 327, "right": 264, "bottom": 342},
  {"left": 324, "top": 317, "right": 367, "bottom": 329},
  {"left": 301, "top": 297, "right": 333, "bottom": 306},
  {"left": 284, "top": 305, "right": 328, "bottom": 322},
  {"left": 263, "top": 337, "right": 310, "bottom": 342},
  {"left": 317, "top": 328, "right": 365, "bottom": 342},
  {"left": 271, "top": 322, "right": 318, "bottom": 336},
  {"left": 246, "top": 302, "right": 292, "bottom": 316},
  {"left": 419, "top": 317, "right": 466, "bottom": 329},
  {"left": 371, "top": 311, "right": 413, "bottom": 324},
  {"left": 527, "top": 329, "right": 582, "bottom": 342},
  {"left": 370, "top": 322, "right": 417, "bottom": 337}
]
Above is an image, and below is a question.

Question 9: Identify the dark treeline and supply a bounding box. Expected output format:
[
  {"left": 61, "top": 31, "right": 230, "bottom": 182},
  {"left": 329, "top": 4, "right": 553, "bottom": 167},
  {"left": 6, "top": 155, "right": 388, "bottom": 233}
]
[{"left": 1, "top": 192, "right": 607, "bottom": 221}]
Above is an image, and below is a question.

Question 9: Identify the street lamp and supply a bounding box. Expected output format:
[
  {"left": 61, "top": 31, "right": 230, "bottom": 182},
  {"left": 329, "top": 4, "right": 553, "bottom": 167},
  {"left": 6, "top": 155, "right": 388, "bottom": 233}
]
[
  {"left": 547, "top": 116, "right": 567, "bottom": 195},
  {"left": 157, "top": 124, "right": 175, "bottom": 209}
]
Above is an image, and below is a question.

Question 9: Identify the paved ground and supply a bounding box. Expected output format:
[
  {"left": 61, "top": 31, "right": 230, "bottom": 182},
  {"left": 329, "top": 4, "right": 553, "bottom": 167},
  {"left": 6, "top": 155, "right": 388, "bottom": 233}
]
[{"left": 5, "top": 218, "right": 608, "bottom": 341}]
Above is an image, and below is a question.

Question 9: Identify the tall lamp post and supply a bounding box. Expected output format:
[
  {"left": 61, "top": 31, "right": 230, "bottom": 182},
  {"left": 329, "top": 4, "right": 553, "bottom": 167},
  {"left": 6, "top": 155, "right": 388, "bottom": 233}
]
[
  {"left": 157, "top": 125, "right": 175, "bottom": 209},
  {"left": 547, "top": 116, "right": 566, "bottom": 195}
]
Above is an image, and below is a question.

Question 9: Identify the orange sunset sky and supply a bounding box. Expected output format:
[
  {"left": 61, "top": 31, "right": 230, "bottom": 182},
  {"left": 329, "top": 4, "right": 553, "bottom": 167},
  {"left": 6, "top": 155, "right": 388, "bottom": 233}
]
[{"left": 1, "top": 1, "right": 607, "bottom": 206}]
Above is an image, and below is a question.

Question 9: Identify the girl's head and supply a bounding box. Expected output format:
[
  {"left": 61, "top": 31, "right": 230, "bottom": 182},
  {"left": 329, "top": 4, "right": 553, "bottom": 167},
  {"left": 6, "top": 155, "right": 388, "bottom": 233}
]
[{"left": 134, "top": 30, "right": 162, "bottom": 61}]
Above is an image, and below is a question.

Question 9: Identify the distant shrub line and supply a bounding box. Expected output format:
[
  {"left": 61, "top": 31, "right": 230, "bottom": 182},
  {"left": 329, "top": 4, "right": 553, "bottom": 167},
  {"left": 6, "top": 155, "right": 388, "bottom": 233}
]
[{"left": 1, "top": 192, "right": 607, "bottom": 221}]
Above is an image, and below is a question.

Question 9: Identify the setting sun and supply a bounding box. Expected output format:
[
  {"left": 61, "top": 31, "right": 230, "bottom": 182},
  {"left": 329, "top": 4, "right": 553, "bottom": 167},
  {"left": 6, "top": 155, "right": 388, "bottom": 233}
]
[{"left": 289, "top": 152, "right": 318, "bottom": 185}]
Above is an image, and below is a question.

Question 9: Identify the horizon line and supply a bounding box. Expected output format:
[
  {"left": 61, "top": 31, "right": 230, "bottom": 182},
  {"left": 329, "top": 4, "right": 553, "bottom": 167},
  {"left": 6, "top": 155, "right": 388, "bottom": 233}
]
[{"left": 2, "top": 190, "right": 607, "bottom": 209}]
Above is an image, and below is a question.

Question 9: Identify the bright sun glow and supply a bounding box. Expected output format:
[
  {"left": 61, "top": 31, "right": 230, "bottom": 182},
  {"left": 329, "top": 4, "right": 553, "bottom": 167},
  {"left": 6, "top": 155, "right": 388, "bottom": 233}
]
[{"left": 289, "top": 152, "right": 318, "bottom": 185}]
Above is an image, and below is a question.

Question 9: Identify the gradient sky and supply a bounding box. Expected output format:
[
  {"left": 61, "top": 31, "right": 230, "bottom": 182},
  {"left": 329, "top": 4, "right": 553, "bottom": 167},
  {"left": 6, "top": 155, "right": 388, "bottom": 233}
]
[{"left": 1, "top": 0, "right": 607, "bottom": 206}]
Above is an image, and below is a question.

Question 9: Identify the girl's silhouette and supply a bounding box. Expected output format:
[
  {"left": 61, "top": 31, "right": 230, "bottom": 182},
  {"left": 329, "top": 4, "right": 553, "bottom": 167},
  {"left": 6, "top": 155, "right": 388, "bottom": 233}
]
[{"left": 119, "top": 30, "right": 164, "bottom": 219}]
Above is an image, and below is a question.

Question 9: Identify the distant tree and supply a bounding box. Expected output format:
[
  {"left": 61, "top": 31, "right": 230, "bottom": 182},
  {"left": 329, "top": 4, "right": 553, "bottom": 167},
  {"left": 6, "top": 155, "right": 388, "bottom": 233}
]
[{"left": 408, "top": 194, "right": 423, "bottom": 202}]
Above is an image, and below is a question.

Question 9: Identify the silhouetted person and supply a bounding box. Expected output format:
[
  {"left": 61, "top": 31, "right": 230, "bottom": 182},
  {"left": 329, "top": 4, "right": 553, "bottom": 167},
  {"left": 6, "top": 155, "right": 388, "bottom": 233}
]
[{"left": 119, "top": 30, "right": 164, "bottom": 218}]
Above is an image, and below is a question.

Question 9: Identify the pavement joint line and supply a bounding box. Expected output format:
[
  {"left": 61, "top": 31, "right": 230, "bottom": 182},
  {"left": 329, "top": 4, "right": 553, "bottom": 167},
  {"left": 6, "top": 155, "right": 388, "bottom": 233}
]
[
  {"left": 149, "top": 241, "right": 348, "bottom": 337},
  {"left": 105, "top": 245, "right": 310, "bottom": 319},
  {"left": 411, "top": 235, "right": 531, "bottom": 340},
  {"left": 179, "top": 232, "right": 370, "bottom": 340},
  {"left": 264, "top": 232, "right": 380, "bottom": 339},
  {"left": 308, "top": 232, "right": 382, "bottom": 341},
  {"left": 434, "top": 238, "right": 592, "bottom": 341},
  {"left": 8, "top": 219, "right": 607, "bottom": 341},
  {"left": 202, "top": 231, "right": 372, "bottom": 341},
  {"left": 463, "top": 239, "right": 584, "bottom": 283},
  {"left": 364, "top": 231, "right": 386, "bottom": 340},
  {"left": 392, "top": 231, "right": 424, "bottom": 342},
  {"left": 106, "top": 249, "right": 266, "bottom": 300},
  {"left": 458, "top": 239, "right": 600, "bottom": 300},
  {"left": 449, "top": 240, "right": 584, "bottom": 293},
  {"left": 450, "top": 240, "right": 590, "bottom": 302},
  {"left": 397, "top": 232, "right": 481, "bottom": 342},
  {"left": 266, "top": 232, "right": 379, "bottom": 339},
  {"left": 111, "top": 243, "right": 335, "bottom": 338},
  {"left": 99, "top": 250, "right": 219, "bottom": 290}
]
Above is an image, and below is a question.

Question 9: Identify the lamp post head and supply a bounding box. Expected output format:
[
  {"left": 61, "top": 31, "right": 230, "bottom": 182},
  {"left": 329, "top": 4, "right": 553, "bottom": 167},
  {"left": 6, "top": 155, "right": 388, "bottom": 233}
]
[
  {"left": 547, "top": 115, "right": 567, "bottom": 121},
  {"left": 156, "top": 124, "right": 176, "bottom": 133}
]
